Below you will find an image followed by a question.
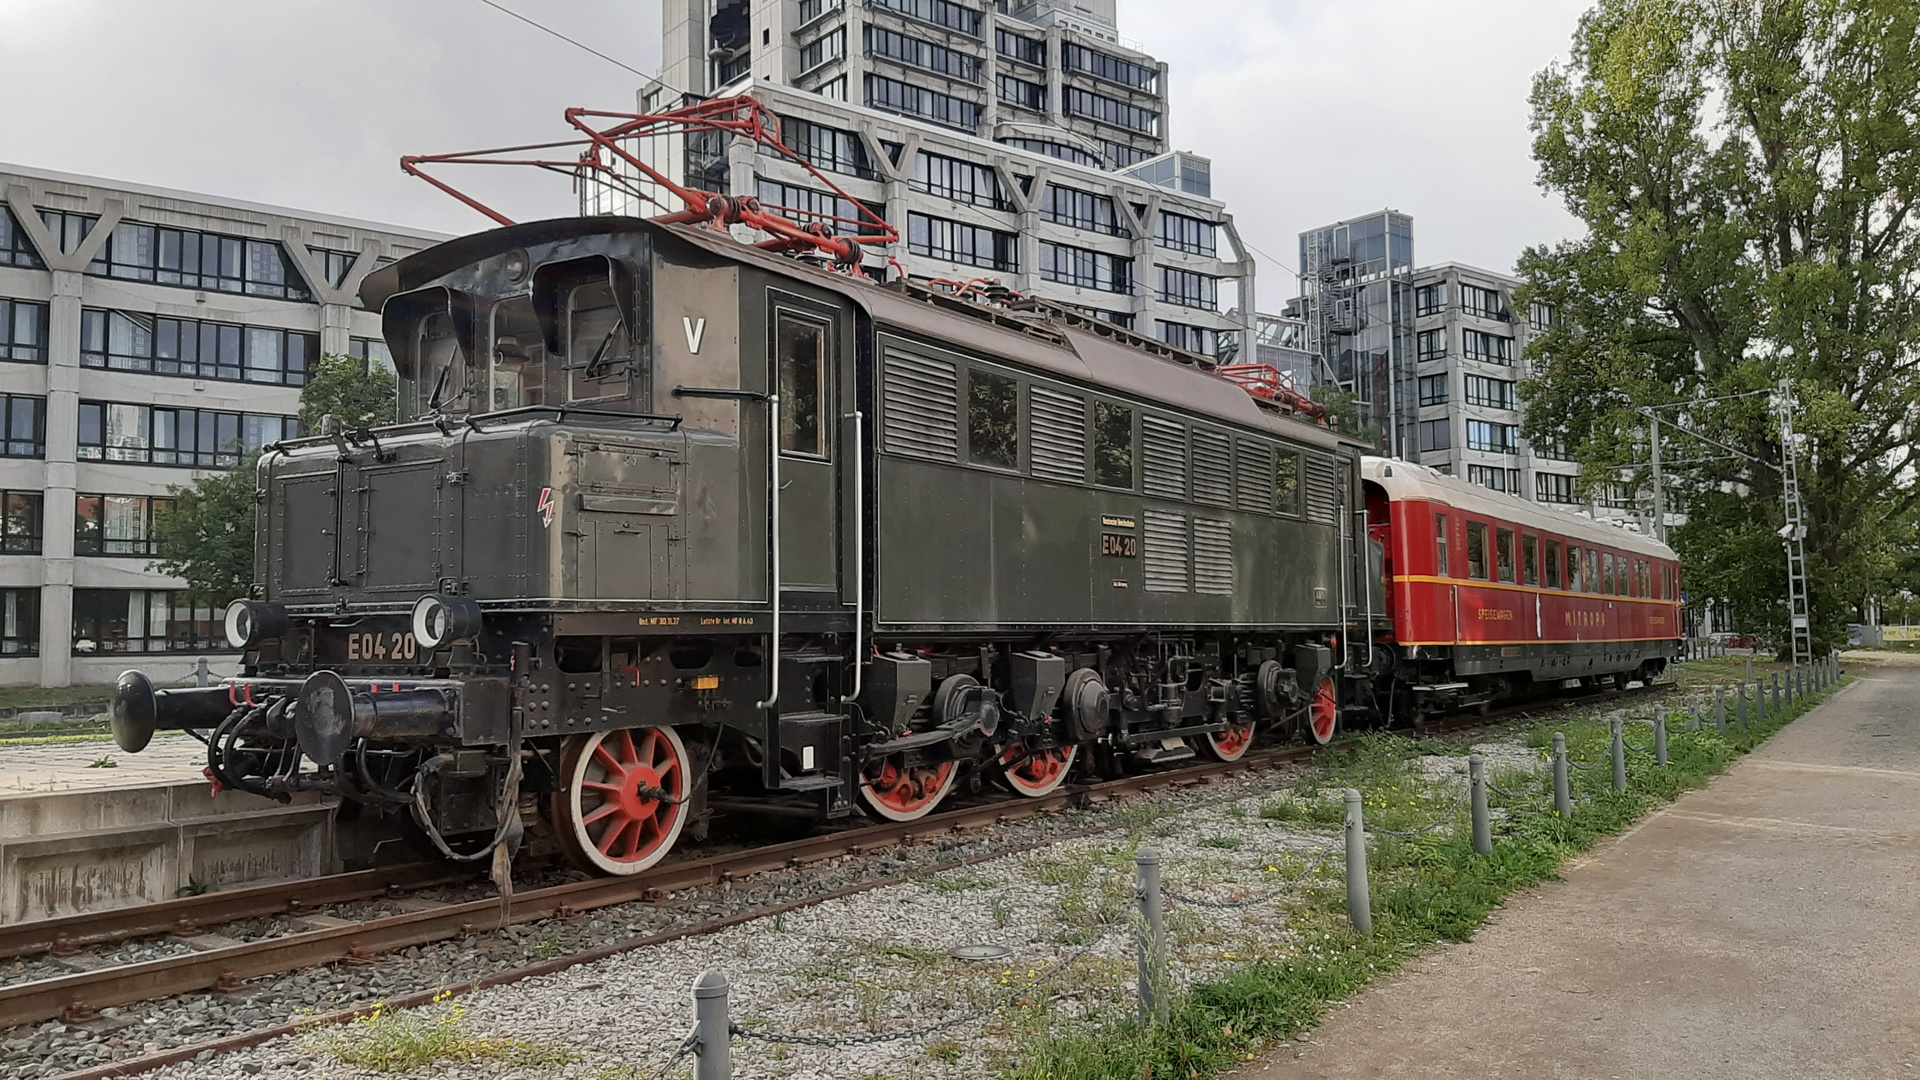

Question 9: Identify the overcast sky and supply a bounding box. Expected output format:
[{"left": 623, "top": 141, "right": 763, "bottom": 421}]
[{"left": 0, "top": 0, "right": 1590, "bottom": 286}]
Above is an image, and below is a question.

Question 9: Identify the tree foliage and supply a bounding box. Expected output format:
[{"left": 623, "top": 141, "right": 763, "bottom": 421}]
[
  {"left": 1520, "top": 0, "right": 1920, "bottom": 648},
  {"left": 155, "top": 355, "right": 399, "bottom": 602}
]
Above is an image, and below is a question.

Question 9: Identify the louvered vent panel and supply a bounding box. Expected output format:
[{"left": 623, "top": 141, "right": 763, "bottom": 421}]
[
  {"left": 1304, "top": 454, "right": 1343, "bottom": 524},
  {"left": 1235, "top": 440, "right": 1273, "bottom": 513},
  {"left": 1143, "top": 510, "right": 1189, "bottom": 593},
  {"left": 1141, "top": 416, "right": 1187, "bottom": 500},
  {"left": 1029, "top": 385, "right": 1086, "bottom": 484},
  {"left": 1193, "top": 517, "right": 1234, "bottom": 595},
  {"left": 881, "top": 350, "right": 958, "bottom": 461},
  {"left": 1191, "top": 429, "right": 1231, "bottom": 505}
]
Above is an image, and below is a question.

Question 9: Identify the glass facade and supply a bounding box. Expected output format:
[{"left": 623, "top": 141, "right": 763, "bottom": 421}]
[{"left": 1297, "top": 211, "right": 1414, "bottom": 455}]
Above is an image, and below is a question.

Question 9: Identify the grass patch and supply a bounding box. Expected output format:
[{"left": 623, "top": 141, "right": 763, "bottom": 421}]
[
  {"left": 0, "top": 684, "right": 115, "bottom": 712},
  {"left": 1001, "top": 675, "right": 1850, "bottom": 1080},
  {"left": 306, "top": 994, "right": 573, "bottom": 1072}
]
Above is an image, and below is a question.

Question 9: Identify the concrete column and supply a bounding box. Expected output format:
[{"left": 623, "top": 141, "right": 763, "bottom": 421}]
[
  {"left": 318, "top": 302, "right": 354, "bottom": 358},
  {"left": 38, "top": 269, "right": 83, "bottom": 688}
]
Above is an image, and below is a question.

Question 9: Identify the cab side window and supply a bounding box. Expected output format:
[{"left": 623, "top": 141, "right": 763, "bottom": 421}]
[
  {"left": 566, "top": 281, "right": 633, "bottom": 404},
  {"left": 776, "top": 313, "right": 827, "bottom": 457}
]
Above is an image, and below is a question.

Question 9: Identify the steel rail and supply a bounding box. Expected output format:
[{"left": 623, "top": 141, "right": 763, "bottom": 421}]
[{"left": 4, "top": 680, "right": 1671, "bottom": 1031}]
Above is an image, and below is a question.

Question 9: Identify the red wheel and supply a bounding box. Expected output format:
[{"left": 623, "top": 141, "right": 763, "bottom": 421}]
[
  {"left": 998, "top": 742, "right": 1078, "bottom": 797},
  {"left": 858, "top": 756, "right": 958, "bottom": 821},
  {"left": 1305, "top": 677, "right": 1338, "bottom": 745},
  {"left": 551, "top": 727, "right": 690, "bottom": 876},
  {"left": 1204, "top": 717, "right": 1256, "bottom": 761}
]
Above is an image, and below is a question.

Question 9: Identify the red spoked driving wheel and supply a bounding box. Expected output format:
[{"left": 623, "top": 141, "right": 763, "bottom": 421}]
[
  {"left": 858, "top": 756, "right": 958, "bottom": 821},
  {"left": 998, "top": 742, "right": 1078, "bottom": 797},
  {"left": 1204, "top": 717, "right": 1257, "bottom": 762},
  {"left": 1306, "top": 677, "right": 1338, "bottom": 745},
  {"left": 551, "top": 727, "right": 690, "bottom": 876}
]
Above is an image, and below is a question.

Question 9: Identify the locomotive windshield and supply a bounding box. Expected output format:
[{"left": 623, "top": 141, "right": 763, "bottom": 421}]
[
  {"left": 416, "top": 312, "right": 469, "bottom": 416},
  {"left": 489, "top": 297, "right": 545, "bottom": 410}
]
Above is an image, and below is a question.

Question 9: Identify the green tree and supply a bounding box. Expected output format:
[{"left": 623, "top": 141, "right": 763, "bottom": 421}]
[
  {"left": 299, "top": 352, "right": 398, "bottom": 431},
  {"left": 1520, "top": 0, "right": 1920, "bottom": 650},
  {"left": 1309, "top": 384, "right": 1380, "bottom": 447}
]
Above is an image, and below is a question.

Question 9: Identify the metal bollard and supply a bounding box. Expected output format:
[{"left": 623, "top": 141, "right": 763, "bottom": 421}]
[
  {"left": 1468, "top": 755, "right": 1491, "bottom": 855},
  {"left": 1611, "top": 718, "right": 1628, "bottom": 792},
  {"left": 196, "top": 656, "right": 210, "bottom": 688},
  {"left": 1715, "top": 686, "right": 1727, "bottom": 734},
  {"left": 1135, "top": 848, "right": 1167, "bottom": 1024},
  {"left": 1344, "top": 790, "right": 1372, "bottom": 936},
  {"left": 1552, "top": 733, "right": 1571, "bottom": 818},
  {"left": 692, "top": 970, "right": 731, "bottom": 1080},
  {"left": 1745, "top": 657, "right": 1753, "bottom": 684},
  {"left": 1655, "top": 713, "right": 1668, "bottom": 766},
  {"left": 1772, "top": 672, "right": 1782, "bottom": 714}
]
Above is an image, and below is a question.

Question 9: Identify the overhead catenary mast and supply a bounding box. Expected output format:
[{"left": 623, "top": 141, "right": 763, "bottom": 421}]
[{"left": 1776, "top": 380, "right": 1814, "bottom": 670}]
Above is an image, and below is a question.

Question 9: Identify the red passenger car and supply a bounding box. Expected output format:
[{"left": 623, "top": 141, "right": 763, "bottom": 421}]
[{"left": 1361, "top": 458, "right": 1681, "bottom": 715}]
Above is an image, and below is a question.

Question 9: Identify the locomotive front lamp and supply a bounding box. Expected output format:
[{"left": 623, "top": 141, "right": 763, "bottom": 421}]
[
  {"left": 223, "top": 600, "right": 288, "bottom": 649},
  {"left": 411, "top": 594, "right": 484, "bottom": 649}
]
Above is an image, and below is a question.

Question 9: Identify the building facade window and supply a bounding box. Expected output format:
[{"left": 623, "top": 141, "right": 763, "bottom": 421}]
[
  {"left": 998, "top": 137, "right": 1102, "bottom": 168},
  {"left": 910, "top": 152, "right": 1008, "bottom": 209},
  {"left": 814, "top": 75, "right": 848, "bottom": 100},
  {"left": 996, "top": 73, "right": 1047, "bottom": 111},
  {"left": 865, "top": 25, "right": 976, "bottom": 80},
  {"left": 0, "top": 395, "right": 45, "bottom": 458},
  {"left": 0, "top": 491, "right": 41, "bottom": 554},
  {"left": 38, "top": 210, "right": 95, "bottom": 255},
  {"left": 1154, "top": 320, "right": 1216, "bottom": 357},
  {"left": 81, "top": 309, "right": 316, "bottom": 386},
  {"left": 72, "top": 589, "right": 221, "bottom": 655},
  {"left": 1418, "top": 373, "right": 1448, "bottom": 407},
  {"left": 1062, "top": 42, "right": 1159, "bottom": 91},
  {"left": 1101, "top": 141, "right": 1152, "bottom": 169},
  {"left": 778, "top": 116, "right": 877, "bottom": 178},
  {"left": 1155, "top": 266, "right": 1217, "bottom": 310},
  {"left": 1467, "top": 464, "right": 1520, "bottom": 494},
  {"left": 348, "top": 337, "right": 394, "bottom": 371},
  {"left": 1460, "top": 283, "right": 1506, "bottom": 321},
  {"left": 1466, "top": 419, "right": 1519, "bottom": 453},
  {"left": 74, "top": 494, "right": 174, "bottom": 557},
  {"left": 1063, "top": 87, "right": 1159, "bottom": 135},
  {"left": 1532, "top": 472, "right": 1577, "bottom": 504},
  {"left": 1154, "top": 212, "right": 1215, "bottom": 256},
  {"left": 0, "top": 299, "right": 47, "bottom": 363},
  {"left": 1416, "top": 327, "right": 1448, "bottom": 361},
  {"left": 870, "top": 0, "right": 980, "bottom": 35},
  {"left": 0, "top": 589, "right": 37, "bottom": 656},
  {"left": 1415, "top": 282, "right": 1447, "bottom": 316},
  {"left": 308, "top": 248, "right": 360, "bottom": 289},
  {"left": 1462, "top": 329, "right": 1514, "bottom": 364},
  {"left": 1463, "top": 374, "right": 1516, "bottom": 409},
  {"left": 799, "top": 27, "right": 846, "bottom": 72},
  {"left": 77, "top": 402, "right": 298, "bottom": 468},
  {"left": 1038, "top": 241, "right": 1131, "bottom": 292},
  {"left": 907, "top": 213, "right": 1016, "bottom": 270},
  {"left": 996, "top": 28, "right": 1046, "bottom": 65},
  {"left": 1040, "top": 185, "right": 1127, "bottom": 236},
  {"left": 756, "top": 179, "right": 887, "bottom": 235},
  {"left": 85, "top": 220, "right": 312, "bottom": 301},
  {"left": 1529, "top": 300, "right": 1559, "bottom": 332},
  {"left": 797, "top": 0, "right": 843, "bottom": 22},
  {"left": 1418, "top": 418, "right": 1451, "bottom": 452},
  {"left": 865, "top": 74, "right": 980, "bottom": 130},
  {"left": 0, "top": 208, "right": 43, "bottom": 268}
]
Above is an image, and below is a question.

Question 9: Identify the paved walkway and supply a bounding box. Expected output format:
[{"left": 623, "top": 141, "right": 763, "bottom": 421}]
[
  {"left": 0, "top": 733, "right": 206, "bottom": 796},
  {"left": 1237, "top": 664, "right": 1920, "bottom": 1080}
]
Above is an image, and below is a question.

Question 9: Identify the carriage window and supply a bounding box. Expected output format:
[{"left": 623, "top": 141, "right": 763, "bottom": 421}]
[
  {"left": 567, "top": 282, "right": 632, "bottom": 403},
  {"left": 1600, "top": 552, "right": 1614, "bottom": 595},
  {"left": 1466, "top": 521, "right": 1488, "bottom": 580},
  {"left": 967, "top": 368, "right": 1019, "bottom": 470},
  {"left": 1522, "top": 534, "right": 1538, "bottom": 586},
  {"left": 1545, "top": 541, "right": 1561, "bottom": 589},
  {"left": 776, "top": 314, "right": 826, "bottom": 456},
  {"left": 1567, "top": 545, "right": 1582, "bottom": 591},
  {"left": 489, "top": 298, "right": 546, "bottom": 411},
  {"left": 416, "top": 312, "right": 468, "bottom": 415},
  {"left": 1093, "top": 402, "right": 1133, "bottom": 488},
  {"left": 1435, "top": 513, "right": 1449, "bottom": 576},
  {"left": 1619, "top": 556, "right": 1631, "bottom": 597},
  {"left": 1496, "top": 527, "right": 1515, "bottom": 583}
]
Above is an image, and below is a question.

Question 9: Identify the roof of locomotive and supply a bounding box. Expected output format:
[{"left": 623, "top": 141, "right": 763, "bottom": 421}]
[
  {"left": 360, "top": 215, "right": 1362, "bottom": 454},
  {"left": 1361, "top": 456, "right": 1677, "bottom": 561}
]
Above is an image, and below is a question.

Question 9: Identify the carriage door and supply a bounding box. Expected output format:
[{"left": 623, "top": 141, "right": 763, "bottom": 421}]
[{"left": 769, "top": 298, "right": 839, "bottom": 595}]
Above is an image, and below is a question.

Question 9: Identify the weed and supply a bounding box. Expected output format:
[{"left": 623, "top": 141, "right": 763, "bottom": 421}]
[
  {"left": 526, "top": 932, "right": 565, "bottom": 961},
  {"left": 174, "top": 878, "right": 209, "bottom": 898},
  {"left": 86, "top": 755, "right": 116, "bottom": 769},
  {"left": 990, "top": 895, "right": 1014, "bottom": 928},
  {"left": 1198, "top": 836, "right": 1244, "bottom": 850},
  {"left": 926, "top": 1038, "right": 964, "bottom": 1063},
  {"left": 306, "top": 992, "right": 573, "bottom": 1071}
]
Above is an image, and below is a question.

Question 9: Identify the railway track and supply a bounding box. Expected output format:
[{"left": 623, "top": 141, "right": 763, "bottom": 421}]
[{"left": 7, "top": 680, "right": 1673, "bottom": 1055}]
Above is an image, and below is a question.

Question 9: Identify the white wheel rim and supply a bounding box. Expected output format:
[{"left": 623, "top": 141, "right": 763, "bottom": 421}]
[
  {"left": 1000, "top": 743, "right": 1078, "bottom": 797},
  {"left": 858, "top": 758, "right": 958, "bottom": 821},
  {"left": 564, "top": 726, "right": 690, "bottom": 876}
]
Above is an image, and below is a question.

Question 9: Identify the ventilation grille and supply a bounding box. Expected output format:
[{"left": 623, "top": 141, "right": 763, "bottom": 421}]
[
  {"left": 1304, "top": 454, "right": 1343, "bottom": 524},
  {"left": 1029, "top": 385, "right": 1086, "bottom": 484},
  {"left": 1141, "top": 416, "right": 1187, "bottom": 500},
  {"left": 1191, "top": 428, "right": 1231, "bottom": 505},
  {"left": 1143, "top": 510, "right": 1189, "bottom": 593},
  {"left": 1193, "top": 517, "right": 1234, "bottom": 595},
  {"left": 1235, "top": 440, "right": 1273, "bottom": 513},
  {"left": 881, "top": 349, "right": 957, "bottom": 461}
]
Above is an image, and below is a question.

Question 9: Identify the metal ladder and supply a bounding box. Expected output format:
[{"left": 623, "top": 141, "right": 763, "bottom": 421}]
[{"left": 1777, "top": 380, "right": 1813, "bottom": 669}]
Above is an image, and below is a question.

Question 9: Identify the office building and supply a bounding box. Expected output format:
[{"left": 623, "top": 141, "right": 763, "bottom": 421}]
[
  {"left": 0, "top": 164, "right": 444, "bottom": 688},
  {"left": 613, "top": 0, "right": 1255, "bottom": 356}
]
